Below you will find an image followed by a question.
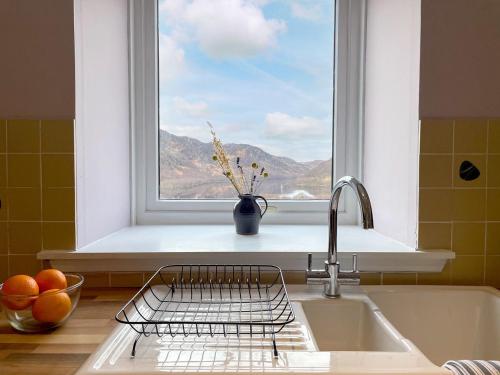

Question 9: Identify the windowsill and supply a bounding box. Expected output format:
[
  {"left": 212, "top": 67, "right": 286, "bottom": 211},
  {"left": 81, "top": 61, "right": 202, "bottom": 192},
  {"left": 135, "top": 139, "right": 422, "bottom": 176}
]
[{"left": 38, "top": 225, "right": 454, "bottom": 272}]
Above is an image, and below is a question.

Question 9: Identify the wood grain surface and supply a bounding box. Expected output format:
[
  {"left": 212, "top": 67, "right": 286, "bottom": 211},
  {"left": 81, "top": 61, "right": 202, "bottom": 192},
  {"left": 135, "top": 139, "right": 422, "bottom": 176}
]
[{"left": 0, "top": 288, "right": 135, "bottom": 375}]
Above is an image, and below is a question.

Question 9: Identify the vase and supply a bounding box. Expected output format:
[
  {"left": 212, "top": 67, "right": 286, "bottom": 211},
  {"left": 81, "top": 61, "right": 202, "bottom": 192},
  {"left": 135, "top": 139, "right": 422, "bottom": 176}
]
[{"left": 233, "top": 194, "right": 268, "bottom": 235}]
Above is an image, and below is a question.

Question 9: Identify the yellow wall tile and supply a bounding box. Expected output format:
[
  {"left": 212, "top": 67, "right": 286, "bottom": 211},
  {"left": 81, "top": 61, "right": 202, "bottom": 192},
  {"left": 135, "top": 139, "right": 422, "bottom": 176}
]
[
  {"left": 6, "top": 120, "right": 40, "bottom": 153},
  {"left": 382, "top": 273, "right": 417, "bottom": 285},
  {"left": 485, "top": 256, "right": 500, "bottom": 288},
  {"left": 42, "top": 188, "right": 74, "bottom": 221},
  {"left": 0, "top": 255, "right": 8, "bottom": 281},
  {"left": 8, "top": 222, "right": 42, "bottom": 254},
  {"left": 79, "top": 272, "right": 110, "bottom": 288},
  {"left": 8, "top": 254, "right": 41, "bottom": 276},
  {"left": 8, "top": 188, "right": 41, "bottom": 220},
  {"left": 283, "top": 271, "right": 306, "bottom": 284},
  {"left": 0, "top": 154, "right": 6, "bottom": 187},
  {"left": 419, "top": 155, "right": 452, "bottom": 187},
  {"left": 418, "top": 222, "right": 451, "bottom": 250},
  {"left": 0, "top": 120, "right": 6, "bottom": 153},
  {"left": 0, "top": 222, "right": 7, "bottom": 254},
  {"left": 360, "top": 273, "right": 382, "bottom": 285},
  {"left": 0, "top": 188, "right": 8, "bottom": 220},
  {"left": 488, "top": 119, "right": 500, "bottom": 153},
  {"left": 452, "top": 189, "right": 486, "bottom": 221},
  {"left": 110, "top": 272, "right": 144, "bottom": 287},
  {"left": 42, "top": 222, "right": 75, "bottom": 250},
  {"left": 487, "top": 189, "right": 500, "bottom": 221},
  {"left": 487, "top": 155, "right": 500, "bottom": 187},
  {"left": 2, "top": 119, "right": 75, "bottom": 277},
  {"left": 419, "top": 189, "right": 453, "bottom": 221},
  {"left": 486, "top": 223, "right": 500, "bottom": 255},
  {"left": 417, "top": 261, "right": 451, "bottom": 285},
  {"left": 452, "top": 222, "right": 485, "bottom": 255},
  {"left": 454, "top": 119, "right": 487, "bottom": 153},
  {"left": 451, "top": 256, "right": 484, "bottom": 285},
  {"left": 42, "top": 154, "right": 74, "bottom": 188},
  {"left": 420, "top": 120, "right": 453, "bottom": 153},
  {"left": 7, "top": 154, "right": 41, "bottom": 187},
  {"left": 144, "top": 272, "right": 164, "bottom": 285},
  {"left": 453, "top": 155, "right": 486, "bottom": 188},
  {"left": 41, "top": 120, "right": 74, "bottom": 153}
]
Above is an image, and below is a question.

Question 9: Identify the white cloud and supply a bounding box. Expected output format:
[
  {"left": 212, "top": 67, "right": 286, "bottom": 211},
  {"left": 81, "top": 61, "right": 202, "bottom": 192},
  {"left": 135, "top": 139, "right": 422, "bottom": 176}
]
[
  {"left": 158, "top": 34, "right": 185, "bottom": 82},
  {"left": 160, "top": 123, "right": 212, "bottom": 142},
  {"left": 173, "top": 97, "right": 209, "bottom": 117},
  {"left": 291, "top": 2, "right": 322, "bottom": 21},
  {"left": 265, "top": 112, "right": 327, "bottom": 139},
  {"left": 159, "top": 0, "right": 286, "bottom": 59}
]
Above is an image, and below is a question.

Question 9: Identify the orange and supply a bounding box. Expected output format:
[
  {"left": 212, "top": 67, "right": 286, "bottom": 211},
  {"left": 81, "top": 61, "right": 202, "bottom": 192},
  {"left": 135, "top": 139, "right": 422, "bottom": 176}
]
[
  {"left": 35, "top": 269, "right": 67, "bottom": 293},
  {"left": 1, "top": 275, "right": 39, "bottom": 310},
  {"left": 32, "top": 289, "right": 72, "bottom": 323}
]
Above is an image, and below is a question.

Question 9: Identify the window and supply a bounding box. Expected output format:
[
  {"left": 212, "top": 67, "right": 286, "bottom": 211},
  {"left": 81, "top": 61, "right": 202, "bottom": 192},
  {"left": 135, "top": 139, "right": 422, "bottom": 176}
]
[
  {"left": 131, "top": 0, "right": 366, "bottom": 224},
  {"left": 158, "top": 0, "right": 334, "bottom": 200}
]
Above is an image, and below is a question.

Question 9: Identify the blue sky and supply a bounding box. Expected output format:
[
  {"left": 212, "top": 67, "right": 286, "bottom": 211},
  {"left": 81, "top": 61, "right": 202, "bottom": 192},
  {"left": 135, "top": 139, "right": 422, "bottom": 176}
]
[{"left": 158, "top": 0, "right": 334, "bottom": 162}]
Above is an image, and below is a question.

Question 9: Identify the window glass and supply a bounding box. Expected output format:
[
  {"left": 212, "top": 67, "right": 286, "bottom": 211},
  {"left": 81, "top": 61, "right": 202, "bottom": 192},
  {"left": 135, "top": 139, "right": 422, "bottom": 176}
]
[{"left": 158, "top": 0, "right": 334, "bottom": 199}]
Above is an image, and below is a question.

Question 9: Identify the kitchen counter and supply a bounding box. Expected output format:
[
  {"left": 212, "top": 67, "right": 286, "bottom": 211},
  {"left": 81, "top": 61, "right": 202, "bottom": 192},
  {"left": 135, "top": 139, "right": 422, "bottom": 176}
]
[
  {"left": 0, "top": 288, "right": 135, "bottom": 375},
  {"left": 2, "top": 286, "right": 475, "bottom": 375}
]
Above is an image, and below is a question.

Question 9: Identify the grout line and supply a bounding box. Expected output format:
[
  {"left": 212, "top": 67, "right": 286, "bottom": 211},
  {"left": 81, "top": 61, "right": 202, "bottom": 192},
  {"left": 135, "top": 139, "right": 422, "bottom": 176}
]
[
  {"left": 420, "top": 220, "right": 500, "bottom": 224},
  {"left": 483, "top": 121, "right": 490, "bottom": 284},
  {"left": 5, "top": 121, "right": 10, "bottom": 277},
  {"left": 5, "top": 186, "right": 75, "bottom": 189},
  {"left": 39, "top": 120, "right": 44, "bottom": 255},
  {"left": 420, "top": 152, "right": 500, "bottom": 156},
  {"left": 450, "top": 119, "right": 455, "bottom": 284},
  {"left": 419, "top": 187, "right": 500, "bottom": 191},
  {"left": 0, "top": 220, "right": 74, "bottom": 223}
]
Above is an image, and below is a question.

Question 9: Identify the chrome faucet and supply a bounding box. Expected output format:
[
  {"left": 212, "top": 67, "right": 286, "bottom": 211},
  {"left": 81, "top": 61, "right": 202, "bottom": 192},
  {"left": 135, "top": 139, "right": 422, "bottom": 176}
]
[{"left": 306, "top": 176, "right": 374, "bottom": 298}]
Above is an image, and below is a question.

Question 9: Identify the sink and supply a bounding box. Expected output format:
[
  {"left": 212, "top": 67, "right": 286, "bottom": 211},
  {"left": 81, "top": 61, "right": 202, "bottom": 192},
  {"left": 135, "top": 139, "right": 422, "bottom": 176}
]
[
  {"left": 75, "top": 285, "right": 446, "bottom": 375},
  {"left": 365, "top": 285, "right": 500, "bottom": 365},
  {"left": 299, "top": 297, "right": 408, "bottom": 352}
]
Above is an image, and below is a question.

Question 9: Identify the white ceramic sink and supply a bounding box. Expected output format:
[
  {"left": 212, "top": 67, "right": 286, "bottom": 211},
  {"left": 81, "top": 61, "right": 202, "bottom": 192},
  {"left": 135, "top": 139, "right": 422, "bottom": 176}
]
[
  {"left": 365, "top": 285, "right": 500, "bottom": 365},
  {"left": 80, "top": 285, "right": 500, "bottom": 375},
  {"left": 300, "top": 298, "right": 406, "bottom": 352}
]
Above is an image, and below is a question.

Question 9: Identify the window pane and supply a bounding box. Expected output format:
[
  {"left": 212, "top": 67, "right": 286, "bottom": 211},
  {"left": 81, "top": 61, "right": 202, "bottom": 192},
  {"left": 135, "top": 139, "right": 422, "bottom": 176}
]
[{"left": 158, "top": 0, "right": 334, "bottom": 199}]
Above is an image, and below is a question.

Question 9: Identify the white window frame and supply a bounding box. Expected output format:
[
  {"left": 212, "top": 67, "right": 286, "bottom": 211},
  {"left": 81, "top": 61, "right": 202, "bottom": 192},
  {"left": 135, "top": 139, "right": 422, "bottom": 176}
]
[{"left": 130, "top": 0, "right": 366, "bottom": 225}]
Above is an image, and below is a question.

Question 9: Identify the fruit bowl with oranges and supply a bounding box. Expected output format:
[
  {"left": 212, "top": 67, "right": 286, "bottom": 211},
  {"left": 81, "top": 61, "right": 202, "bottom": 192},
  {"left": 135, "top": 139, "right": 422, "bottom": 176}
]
[{"left": 0, "top": 269, "right": 84, "bottom": 333}]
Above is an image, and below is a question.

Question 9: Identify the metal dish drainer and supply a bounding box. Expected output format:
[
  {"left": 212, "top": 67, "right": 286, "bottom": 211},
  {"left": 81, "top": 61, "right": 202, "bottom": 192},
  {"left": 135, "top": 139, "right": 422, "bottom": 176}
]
[{"left": 116, "top": 265, "right": 295, "bottom": 358}]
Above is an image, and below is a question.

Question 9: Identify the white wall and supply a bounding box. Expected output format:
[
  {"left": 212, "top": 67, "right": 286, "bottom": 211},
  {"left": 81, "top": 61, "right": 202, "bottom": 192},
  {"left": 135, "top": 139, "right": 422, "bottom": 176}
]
[
  {"left": 74, "top": 0, "right": 131, "bottom": 247},
  {"left": 363, "top": 0, "right": 420, "bottom": 247}
]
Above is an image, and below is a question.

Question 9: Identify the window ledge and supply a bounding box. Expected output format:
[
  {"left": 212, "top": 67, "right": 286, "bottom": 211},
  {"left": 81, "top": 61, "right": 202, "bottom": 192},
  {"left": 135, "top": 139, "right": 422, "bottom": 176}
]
[{"left": 38, "top": 225, "right": 454, "bottom": 272}]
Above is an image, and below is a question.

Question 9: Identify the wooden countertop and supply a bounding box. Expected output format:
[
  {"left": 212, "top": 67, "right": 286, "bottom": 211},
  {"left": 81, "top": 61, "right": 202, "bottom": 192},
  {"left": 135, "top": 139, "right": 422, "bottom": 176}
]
[{"left": 0, "top": 288, "right": 135, "bottom": 375}]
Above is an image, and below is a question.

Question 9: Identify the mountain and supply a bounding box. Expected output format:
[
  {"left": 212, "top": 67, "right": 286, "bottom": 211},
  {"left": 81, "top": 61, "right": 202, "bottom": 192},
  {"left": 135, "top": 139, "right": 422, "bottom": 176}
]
[{"left": 159, "top": 130, "right": 332, "bottom": 199}]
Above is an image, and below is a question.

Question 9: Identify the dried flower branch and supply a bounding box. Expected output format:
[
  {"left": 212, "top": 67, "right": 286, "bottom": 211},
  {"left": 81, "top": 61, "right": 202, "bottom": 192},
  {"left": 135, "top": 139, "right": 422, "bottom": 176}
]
[
  {"left": 208, "top": 122, "right": 242, "bottom": 195},
  {"left": 208, "top": 122, "right": 270, "bottom": 196}
]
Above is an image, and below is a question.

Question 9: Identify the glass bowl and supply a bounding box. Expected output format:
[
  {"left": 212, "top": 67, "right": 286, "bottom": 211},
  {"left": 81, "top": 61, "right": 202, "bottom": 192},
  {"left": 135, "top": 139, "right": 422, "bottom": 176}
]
[{"left": 0, "top": 273, "right": 84, "bottom": 332}]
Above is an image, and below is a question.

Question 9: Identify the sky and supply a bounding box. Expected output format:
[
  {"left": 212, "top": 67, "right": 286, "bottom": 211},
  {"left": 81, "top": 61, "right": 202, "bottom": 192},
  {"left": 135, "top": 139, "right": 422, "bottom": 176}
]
[{"left": 158, "top": 0, "right": 334, "bottom": 162}]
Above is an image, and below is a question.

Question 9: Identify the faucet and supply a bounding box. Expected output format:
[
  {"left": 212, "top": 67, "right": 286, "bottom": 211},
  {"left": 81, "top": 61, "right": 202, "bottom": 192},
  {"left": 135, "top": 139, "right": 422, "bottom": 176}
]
[{"left": 306, "top": 176, "right": 374, "bottom": 298}]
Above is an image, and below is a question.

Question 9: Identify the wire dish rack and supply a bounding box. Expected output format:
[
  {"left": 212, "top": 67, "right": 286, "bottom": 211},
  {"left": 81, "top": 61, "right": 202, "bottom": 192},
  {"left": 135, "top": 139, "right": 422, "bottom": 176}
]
[{"left": 116, "top": 265, "right": 295, "bottom": 358}]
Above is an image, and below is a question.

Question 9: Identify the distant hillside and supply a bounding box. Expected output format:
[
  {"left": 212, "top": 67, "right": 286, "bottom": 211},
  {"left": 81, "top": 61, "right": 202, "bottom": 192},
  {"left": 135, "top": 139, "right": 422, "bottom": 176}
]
[{"left": 159, "top": 130, "right": 332, "bottom": 199}]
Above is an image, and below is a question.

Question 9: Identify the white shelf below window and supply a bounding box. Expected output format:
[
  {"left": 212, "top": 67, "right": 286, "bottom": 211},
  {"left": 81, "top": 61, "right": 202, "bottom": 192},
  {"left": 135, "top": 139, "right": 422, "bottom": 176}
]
[{"left": 38, "top": 225, "right": 454, "bottom": 273}]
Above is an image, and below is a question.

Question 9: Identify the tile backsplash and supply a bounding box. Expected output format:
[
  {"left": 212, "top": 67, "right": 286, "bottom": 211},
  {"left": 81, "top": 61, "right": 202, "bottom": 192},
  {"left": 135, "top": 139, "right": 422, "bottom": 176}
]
[
  {"left": 1, "top": 118, "right": 498, "bottom": 288},
  {"left": 419, "top": 118, "right": 500, "bottom": 287},
  {"left": 0, "top": 119, "right": 76, "bottom": 280}
]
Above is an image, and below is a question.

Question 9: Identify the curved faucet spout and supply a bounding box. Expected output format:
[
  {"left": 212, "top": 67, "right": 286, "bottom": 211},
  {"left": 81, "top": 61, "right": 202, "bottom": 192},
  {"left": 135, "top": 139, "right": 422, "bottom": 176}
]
[
  {"left": 305, "top": 176, "right": 374, "bottom": 298},
  {"left": 328, "top": 176, "right": 374, "bottom": 265}
]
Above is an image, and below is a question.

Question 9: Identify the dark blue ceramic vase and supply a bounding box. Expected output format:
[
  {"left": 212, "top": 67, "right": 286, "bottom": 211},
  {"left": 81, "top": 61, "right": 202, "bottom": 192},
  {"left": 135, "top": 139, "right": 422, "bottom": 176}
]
[{"left": 233, "top": 194, "right": 268, "bottom": 235}]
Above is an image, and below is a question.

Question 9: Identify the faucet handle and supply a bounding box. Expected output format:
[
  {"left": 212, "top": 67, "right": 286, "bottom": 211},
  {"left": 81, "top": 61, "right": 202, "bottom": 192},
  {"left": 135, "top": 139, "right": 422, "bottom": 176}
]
[
  {"left": 339, "top": 253, "right": 360, "bottom": 273},
  {"left": 352, "top": 254, "right": 358, "bottom": 272}
]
